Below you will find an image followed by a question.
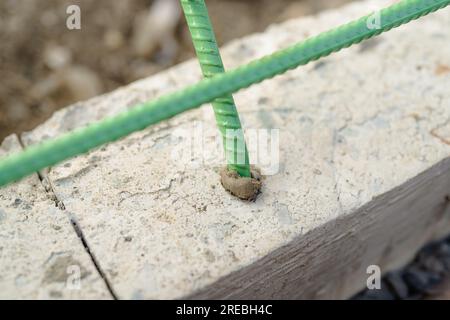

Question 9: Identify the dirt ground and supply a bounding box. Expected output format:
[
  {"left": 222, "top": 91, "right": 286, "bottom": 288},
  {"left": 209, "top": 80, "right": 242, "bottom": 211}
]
[
  {"left": 354, "top": 234, "right": 450, "bottom": 300},
  {"left": 0, "top": 0, "right": 355, "bottom": 141}
]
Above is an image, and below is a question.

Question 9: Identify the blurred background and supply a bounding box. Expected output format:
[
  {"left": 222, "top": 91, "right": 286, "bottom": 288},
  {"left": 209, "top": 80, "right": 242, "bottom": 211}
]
[{"left": 0, "top": 0, "right": 357, "bottom": 141}]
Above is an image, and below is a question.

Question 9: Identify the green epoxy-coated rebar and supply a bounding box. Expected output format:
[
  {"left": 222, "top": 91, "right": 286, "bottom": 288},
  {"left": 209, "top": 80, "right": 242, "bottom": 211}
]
[
  {"left": 181, "top": 0, "right": 251, "bottom": 177},
  {"left": 0, "top": 0, "right": 449, "bottom": 187}
]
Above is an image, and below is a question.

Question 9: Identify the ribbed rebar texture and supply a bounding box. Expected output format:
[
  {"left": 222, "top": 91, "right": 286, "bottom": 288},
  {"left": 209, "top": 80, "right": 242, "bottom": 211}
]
[
  {"left": 181, "top": 0, "right": 251, "bottom": 177},
  {"left": 0, "top": 0, "right": 449, "bottom": 187}
]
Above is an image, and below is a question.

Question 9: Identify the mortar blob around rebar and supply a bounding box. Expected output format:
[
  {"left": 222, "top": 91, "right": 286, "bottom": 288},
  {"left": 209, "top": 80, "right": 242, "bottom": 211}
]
[{"left": 220, "top": 166, "right": 262, "bottom": 201}]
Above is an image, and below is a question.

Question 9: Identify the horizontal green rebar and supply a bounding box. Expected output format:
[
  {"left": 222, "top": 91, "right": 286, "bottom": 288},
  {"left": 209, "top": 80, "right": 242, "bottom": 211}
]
[{"left": 0, "top": 0, "right": 449, "bottom": 187}]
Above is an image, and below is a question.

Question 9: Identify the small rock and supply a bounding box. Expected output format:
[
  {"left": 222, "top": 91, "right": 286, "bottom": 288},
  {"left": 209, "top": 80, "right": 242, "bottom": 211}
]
[
  {"left": 420, "top": 255, "right": 446, "bottom": 276},
  {"left": 12, "top": 198, "right": 22, "bottom": 208},
  {"left": 104, "top": 30, "right": 124, "bottom": 50},
  {"left": 60, "top": 66, "right": 103, "bottom": 101},
  {"left": 132, "top": 0, "right": 181, "bottom": 58},
  {"left": 403, "top": 267, "right": 441, "bottom": 294},
  {"left": 437, "top": 242, "right": 450, "bottom": 256},
  {"left": 44, "top": 44, "right": 72, "bottom": 70},
  {"left": 385, "top": 271, "right": 409, "bottom": 299},
  {"left": 6, "top": 101, "right": 28, "bottom": 122}
]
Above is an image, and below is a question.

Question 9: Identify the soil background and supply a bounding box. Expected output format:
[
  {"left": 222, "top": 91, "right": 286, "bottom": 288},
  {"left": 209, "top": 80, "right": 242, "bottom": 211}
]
[{"left": 0, "top": 0, "right": 356, "bottom": 141}]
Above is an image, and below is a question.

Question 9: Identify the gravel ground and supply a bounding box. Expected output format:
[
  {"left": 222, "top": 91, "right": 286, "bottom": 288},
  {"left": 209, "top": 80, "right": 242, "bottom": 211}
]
[{"left": 354, "top": 235, "right": 450, "bottom": 300}]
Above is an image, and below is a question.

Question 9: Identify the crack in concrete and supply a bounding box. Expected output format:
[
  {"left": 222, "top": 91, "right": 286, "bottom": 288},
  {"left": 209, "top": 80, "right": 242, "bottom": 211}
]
[
  {"left": 53, "top": 165, "right": 95, "bottom": 185},
  {"left": 117, "top": 178, "right": 176, "bottom": 207},
  {"left": 430, "top": 118, "right": 450, "bottom": 146},
  {"left": 17, "top": 133, "right": 118, "bottom": 300},
  {"left": 17, "top": 136, "right": 66, "bottom": 209},
  {"left": 330, "top": 129, "right": 344, "bottom": 216}
]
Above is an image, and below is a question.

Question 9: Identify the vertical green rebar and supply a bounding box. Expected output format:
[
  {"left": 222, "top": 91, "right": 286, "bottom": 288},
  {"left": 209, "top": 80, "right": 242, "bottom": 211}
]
[{"left": 180, "top": 0, "right": 251, "bottom": 177}]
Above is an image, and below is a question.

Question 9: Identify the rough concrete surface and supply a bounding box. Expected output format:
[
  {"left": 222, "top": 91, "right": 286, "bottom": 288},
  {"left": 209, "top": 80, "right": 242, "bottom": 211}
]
[
  {"left": 0, "top": 135, "right": 111, "bottom": 299},
  {"left": 4, "top": 0, "right": 450, "bottom": 299}
]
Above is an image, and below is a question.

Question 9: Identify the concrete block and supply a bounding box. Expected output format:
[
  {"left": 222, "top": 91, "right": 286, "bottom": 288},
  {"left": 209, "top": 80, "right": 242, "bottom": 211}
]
[{"left": 18, "top": 0, "right": 450, "bottom": 299}]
